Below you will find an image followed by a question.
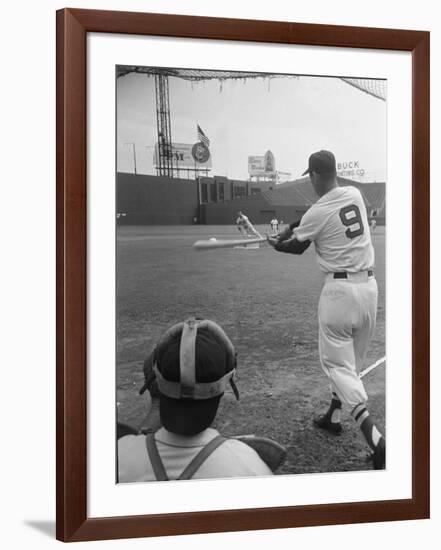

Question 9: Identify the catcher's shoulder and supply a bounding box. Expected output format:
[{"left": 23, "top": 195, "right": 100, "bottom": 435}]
[{"left": 217, "top": 437, "right": 274, "bottom": 474}]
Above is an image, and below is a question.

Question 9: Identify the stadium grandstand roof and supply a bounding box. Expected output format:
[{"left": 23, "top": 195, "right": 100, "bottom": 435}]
[
  {"left": 264, "top": 177, "right": 386, "bottom": 212},
  {"left": 116, "top": 66, "right": 298, "bottom": 81},
  {"left": 263, "top": 182, "right": 316, "bottom": 207}
]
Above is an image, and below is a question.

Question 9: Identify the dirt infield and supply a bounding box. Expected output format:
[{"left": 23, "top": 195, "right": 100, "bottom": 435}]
[{"left": 117, "top": 224, "right": 386, "bottom": 474}]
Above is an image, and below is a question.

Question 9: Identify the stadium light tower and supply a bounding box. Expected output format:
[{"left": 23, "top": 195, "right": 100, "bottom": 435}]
[{"left": 155, "top": 74, "right": 175, "bottom": 178}]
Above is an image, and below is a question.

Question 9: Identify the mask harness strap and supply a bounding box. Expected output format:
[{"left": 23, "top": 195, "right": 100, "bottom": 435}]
[{"left": 179, "top": 319, "right": 198, "bottom": 398}]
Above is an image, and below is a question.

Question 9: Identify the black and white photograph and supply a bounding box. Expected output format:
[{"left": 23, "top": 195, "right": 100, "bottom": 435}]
[{"left": 115, "top": 66, "right": 387, "bottom": 483}]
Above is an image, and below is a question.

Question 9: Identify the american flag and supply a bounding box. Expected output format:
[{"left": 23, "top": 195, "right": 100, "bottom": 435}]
[{"left": 197, "top": 125, "right": 210, "bottom": 148}]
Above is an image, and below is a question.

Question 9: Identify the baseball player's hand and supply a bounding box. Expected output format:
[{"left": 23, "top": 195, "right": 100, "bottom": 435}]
[
  {"left": 276, "top": 226, "right": 293, "bottom": 242},
  {"left": 266, "top": 235, "right": 278, "bottom": 247}
]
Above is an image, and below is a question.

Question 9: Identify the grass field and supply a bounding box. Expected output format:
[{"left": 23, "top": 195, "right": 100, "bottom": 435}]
[{"left": 117, "top": 224, "right": 386, "bottom": 474}]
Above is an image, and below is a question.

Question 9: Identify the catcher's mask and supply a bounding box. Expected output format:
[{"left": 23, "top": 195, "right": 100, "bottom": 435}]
[{"left": 140, "top": 317, "right": 239, "bottom": 401}]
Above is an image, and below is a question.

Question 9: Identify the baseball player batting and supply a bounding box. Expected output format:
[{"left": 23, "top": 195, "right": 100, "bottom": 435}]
[{"left": 267, "top": 150, "right": 385, "bottom": 470}]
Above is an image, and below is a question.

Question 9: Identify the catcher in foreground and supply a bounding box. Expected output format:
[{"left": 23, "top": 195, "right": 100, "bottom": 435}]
[{"left": 118, "top": 317, "right": 286, "bottom": 482}]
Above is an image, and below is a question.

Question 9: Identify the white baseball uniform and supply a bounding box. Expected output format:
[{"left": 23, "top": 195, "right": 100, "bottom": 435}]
[
  {"left": 270, "top": 218, "right": 279, "bottom": 233},
  {"left": 236, "top": 214, "right": 261, "bottom": 238},
  {"left": 293, "top": 185, "right": 377, "bottom": 409}
]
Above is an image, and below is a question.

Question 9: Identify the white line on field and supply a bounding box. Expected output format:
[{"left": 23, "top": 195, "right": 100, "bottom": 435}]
[{"left": 359, "top": 355, "right": 386, "bottom": 379}]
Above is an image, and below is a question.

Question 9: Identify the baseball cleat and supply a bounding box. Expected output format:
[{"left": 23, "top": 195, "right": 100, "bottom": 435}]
[
  {"left": 371, "top": 437, "right": 386, "bottom": 470},
  {"left": 313, "top": 414, "right": 342, "bottom": 435}
]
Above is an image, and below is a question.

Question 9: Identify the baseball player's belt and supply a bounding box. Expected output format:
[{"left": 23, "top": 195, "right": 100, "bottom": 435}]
[{"left": 333, "top": 270, "right": 374, "bottom": 279}]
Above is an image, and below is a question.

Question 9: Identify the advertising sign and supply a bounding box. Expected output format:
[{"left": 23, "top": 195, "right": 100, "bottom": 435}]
[
  {"left": 264, "top": 150, "right": 275, "bottom": 173},
  {"left": 337, "top": 160, "right": 365, "bottom": 179},
  {"left": 248, "top": 150, "right": 276, "bottom": 176},
  {"left": 191, "top": 142, "right": 210, "bottom": 164},
  {"left": 248, "top": 155, "right": 265, "bottom": 176},
  {"left": 154, "top": 142, "right": 212, "bottom": 168}
]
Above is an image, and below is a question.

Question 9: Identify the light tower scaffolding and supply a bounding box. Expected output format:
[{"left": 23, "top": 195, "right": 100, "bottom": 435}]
[{"left": 155, "top": 74, "right": 174, "bottom": 177}]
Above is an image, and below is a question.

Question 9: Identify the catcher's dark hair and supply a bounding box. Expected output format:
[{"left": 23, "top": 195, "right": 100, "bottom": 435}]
[{"left": 160, "top": 395, "right": 221, "bottom": 435}]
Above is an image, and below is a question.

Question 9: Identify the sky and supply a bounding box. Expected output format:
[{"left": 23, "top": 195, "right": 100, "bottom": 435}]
[{"left": 116, "top": 69, "right": 387, "bottom": 183}]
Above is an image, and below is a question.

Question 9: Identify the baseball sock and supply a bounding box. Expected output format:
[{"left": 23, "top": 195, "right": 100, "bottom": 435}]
[
  {"left": 327, "top": 392, "right": 342, "bottom": 423},
  {"left": 351, "top": 403, "right": 383, "bottom": 451}
]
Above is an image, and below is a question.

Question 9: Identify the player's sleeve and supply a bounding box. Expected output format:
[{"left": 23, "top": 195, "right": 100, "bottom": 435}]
[
  {"left": 292, "top": 205, "right": 324, "bottom": 242},
  {"left": 274, "top": 237, "right": 311, "bottom": 254},
  {"left": 270, "top": 217, "right": 310, "bottom": 255}
]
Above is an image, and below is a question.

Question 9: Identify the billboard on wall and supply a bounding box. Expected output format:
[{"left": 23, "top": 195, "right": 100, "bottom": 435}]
[
  {"left": 248, "top": 155, "right": 265, "bottom": 175},
  {"left": 248, "top": 150, "right": 276, "bottom": 176},
  {"left": 337, "top": 160, "right": 365, "bottom": 179},
  {"left": 154, "top": 142, "right": 212, "bottom": 168}
]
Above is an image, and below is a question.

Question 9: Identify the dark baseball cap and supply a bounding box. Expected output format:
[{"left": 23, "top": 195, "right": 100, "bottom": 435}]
[
  {"left": 154, "top": 320, "right": 238, "bottom": 435},
  {"left": 302, "top": 150, "right": 337, "bottom": 176}
]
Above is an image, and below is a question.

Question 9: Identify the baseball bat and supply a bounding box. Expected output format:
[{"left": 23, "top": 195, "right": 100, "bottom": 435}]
[
  {"left": 359, "top": 355, "right": 386, "bottom": 379},
  {"left": 193, "top": 237, "right": 266, "bottom": 250}
]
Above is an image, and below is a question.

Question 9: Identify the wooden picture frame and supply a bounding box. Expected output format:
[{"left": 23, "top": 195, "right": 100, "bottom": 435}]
[{"left": 56, "top": 8, "right": 430, "bottom": 542}]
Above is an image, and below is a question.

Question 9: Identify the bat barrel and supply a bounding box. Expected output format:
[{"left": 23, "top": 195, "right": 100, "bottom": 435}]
[{"left": 193, "top": 237, "right": 265, "bottom": 250}]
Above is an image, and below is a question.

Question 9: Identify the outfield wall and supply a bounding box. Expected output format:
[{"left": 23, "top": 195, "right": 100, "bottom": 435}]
[
  {"left": 116, "top": 172, "right": 385, "bottom": 226},
  {"left": 116, "top": 172, "right": 277, "bottom": 225},
  {"left": 117, "top": 173, "right": 199, "bottom": 224}
]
